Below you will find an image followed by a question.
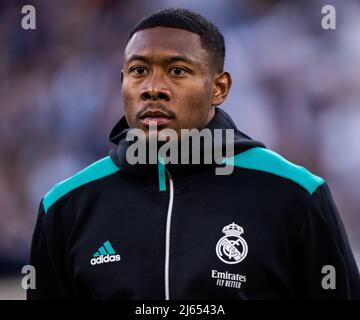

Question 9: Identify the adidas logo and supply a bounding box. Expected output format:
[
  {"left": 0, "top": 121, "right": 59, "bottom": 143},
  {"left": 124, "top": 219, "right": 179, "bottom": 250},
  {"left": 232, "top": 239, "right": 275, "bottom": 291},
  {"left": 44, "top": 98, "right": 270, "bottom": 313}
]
[{"left": 90, "top": 240, "right": 121, "bottom": 265}]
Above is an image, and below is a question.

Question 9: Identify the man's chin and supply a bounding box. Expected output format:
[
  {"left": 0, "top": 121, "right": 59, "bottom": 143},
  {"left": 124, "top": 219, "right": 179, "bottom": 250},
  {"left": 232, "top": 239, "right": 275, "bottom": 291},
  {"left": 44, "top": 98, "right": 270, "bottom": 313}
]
[{"left": 145, "top": 127, "right": 179, "bottom": 143}]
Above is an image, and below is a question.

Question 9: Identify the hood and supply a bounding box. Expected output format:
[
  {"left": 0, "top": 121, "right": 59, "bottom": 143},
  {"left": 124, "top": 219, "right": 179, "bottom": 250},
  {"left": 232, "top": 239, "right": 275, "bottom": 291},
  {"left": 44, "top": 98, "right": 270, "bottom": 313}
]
[
  {"left": 109, "top": 107, "right": 265, "bottom": 147},
  {"left": 108, "top": 108, "right": 266, "bottom": 189}
]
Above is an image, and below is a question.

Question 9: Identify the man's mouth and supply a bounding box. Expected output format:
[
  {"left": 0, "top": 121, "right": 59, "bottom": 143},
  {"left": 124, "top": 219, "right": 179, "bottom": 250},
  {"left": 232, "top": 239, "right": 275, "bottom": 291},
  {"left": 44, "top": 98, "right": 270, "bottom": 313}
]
[{"left": 140, "top": 110, "right": 173, "bottom": 127}]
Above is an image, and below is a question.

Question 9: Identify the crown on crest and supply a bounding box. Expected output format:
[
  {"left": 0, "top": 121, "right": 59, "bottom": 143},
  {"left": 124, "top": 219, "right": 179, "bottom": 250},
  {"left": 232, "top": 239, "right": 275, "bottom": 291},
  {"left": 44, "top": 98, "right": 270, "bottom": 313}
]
[{"left": 222, "top": 222, "right": 244, "bottom": 236}]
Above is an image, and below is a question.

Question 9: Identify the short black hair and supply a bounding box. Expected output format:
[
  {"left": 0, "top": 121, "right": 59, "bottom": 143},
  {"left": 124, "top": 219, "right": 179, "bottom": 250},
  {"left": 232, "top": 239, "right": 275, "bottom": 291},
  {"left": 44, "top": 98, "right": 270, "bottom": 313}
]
[{"left": 125, "top": 8, "right": 225, "bottom": 73}]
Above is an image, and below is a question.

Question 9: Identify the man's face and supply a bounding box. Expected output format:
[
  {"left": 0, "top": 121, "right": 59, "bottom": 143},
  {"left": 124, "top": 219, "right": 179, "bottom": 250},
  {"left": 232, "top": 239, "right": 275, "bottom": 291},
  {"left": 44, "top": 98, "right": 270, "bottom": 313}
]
[{"left": 121, "top": 27, "right": 218, "bottom": 138}]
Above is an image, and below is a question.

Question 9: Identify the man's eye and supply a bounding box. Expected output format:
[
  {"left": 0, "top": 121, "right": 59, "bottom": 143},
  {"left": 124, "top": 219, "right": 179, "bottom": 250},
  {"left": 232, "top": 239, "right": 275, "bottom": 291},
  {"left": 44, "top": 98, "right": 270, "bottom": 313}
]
[
  {"left": 169, "top": 67, "right": 187, "bottom": 77},
  {"left": 130, "top": 67, "right": 147, "bottom": 75}
]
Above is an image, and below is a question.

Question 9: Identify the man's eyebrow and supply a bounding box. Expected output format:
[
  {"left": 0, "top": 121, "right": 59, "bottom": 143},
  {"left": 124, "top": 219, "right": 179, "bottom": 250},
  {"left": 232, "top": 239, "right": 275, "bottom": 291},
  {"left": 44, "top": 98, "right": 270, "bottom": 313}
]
[
  {"left": 125, "top": 54, "right": 197, "bottom": 65},
  {"left": 125, "top": 55, "right": 151, "bottom": 64},
  {"left": 164, "top": 55, "right": 196, "bottom": 65}
]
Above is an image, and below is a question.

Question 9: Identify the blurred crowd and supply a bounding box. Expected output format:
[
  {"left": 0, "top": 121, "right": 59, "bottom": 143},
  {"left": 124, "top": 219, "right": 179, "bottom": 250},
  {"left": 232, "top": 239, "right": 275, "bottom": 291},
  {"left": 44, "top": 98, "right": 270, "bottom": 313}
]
[{"left": 0, "top": 0, "right": 359, "bottom": 275}]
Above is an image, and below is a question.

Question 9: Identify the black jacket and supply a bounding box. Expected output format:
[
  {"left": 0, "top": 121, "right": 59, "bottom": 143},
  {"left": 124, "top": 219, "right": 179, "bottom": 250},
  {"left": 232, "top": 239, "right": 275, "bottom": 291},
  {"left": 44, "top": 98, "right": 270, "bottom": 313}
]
[{"left": 28, "top": 108, "right": 360, "bottom": 299}]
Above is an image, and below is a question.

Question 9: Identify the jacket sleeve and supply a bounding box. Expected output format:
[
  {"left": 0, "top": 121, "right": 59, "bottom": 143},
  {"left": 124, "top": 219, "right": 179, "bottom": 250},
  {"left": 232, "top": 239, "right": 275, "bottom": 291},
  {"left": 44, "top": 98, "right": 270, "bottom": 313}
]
[
  {"left": 27, "top": 201, "right": 74, "bottom": 299},
  {"left": 296, "top": 183, "right": 360, "bottom": 299}
]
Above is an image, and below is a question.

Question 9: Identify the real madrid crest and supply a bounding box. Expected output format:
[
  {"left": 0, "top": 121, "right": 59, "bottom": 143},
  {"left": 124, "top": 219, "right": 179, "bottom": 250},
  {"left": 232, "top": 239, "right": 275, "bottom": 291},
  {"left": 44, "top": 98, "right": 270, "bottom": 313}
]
[{"left": 216, "top": 222, "right": 248, "bottom": 264}]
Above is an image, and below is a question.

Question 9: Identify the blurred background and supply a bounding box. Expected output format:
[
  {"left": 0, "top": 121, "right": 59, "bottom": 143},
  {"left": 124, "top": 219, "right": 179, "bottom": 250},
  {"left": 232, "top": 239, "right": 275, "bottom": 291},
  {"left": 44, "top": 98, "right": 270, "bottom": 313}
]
[{"left": 0, "top": 0, "right": 359, "bottom": 299}]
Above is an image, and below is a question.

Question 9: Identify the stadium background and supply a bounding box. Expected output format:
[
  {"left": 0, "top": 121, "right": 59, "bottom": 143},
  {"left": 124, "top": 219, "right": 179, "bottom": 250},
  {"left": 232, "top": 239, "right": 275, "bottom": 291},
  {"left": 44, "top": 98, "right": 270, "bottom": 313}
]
[{"left": 0, "top": 0, "right": 359, "bottom": 299}]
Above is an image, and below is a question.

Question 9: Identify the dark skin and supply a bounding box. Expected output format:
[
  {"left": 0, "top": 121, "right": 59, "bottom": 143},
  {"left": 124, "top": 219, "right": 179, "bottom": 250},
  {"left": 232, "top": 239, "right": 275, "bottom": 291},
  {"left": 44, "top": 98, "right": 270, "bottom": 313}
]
[{"left": 121, "top": 27, "right": 232, "bottom": 138}]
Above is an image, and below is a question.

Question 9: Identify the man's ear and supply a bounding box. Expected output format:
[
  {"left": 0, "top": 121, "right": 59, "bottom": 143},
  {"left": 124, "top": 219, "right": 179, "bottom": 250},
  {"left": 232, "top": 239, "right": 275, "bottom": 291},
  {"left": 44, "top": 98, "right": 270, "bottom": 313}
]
[
  {"left": 120, "top": 70, "right": 124, "bottom": 84},
  {"left": 211, "top": 71, "right": 232, "bottom": 106}
]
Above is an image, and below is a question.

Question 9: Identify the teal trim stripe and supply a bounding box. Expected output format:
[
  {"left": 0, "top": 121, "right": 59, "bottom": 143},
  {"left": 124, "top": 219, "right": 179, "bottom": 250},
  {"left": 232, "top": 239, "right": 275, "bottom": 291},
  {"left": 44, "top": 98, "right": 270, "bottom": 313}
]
[
  {"left": 93, "top": 252, "right": 100, "bottom": 258},
  {"left": 223, "top": 147, "right": 325, "bottom": 195},
  {"left": 43, "top": 156, "right": 120, "bottom": 213},
  {"left": 158, "top": 156, "right": 166, "bottom": 192},
  {"left": 103, "top": 241, "right": 115, "bottom": 255}
]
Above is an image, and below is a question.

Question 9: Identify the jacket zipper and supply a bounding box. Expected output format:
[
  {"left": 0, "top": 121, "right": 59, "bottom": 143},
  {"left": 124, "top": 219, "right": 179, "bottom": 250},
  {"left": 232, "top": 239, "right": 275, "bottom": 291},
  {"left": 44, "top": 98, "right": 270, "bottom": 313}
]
[{"left": 164, "top": 169, "right": 174, "bottom": 300}]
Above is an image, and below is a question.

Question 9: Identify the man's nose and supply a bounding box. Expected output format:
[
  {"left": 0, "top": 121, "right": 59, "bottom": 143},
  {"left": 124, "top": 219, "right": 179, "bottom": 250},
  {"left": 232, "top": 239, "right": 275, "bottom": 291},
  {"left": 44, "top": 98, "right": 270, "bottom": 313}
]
[{"left": 140, "top": 72, "right": 170, "bottom": 101}]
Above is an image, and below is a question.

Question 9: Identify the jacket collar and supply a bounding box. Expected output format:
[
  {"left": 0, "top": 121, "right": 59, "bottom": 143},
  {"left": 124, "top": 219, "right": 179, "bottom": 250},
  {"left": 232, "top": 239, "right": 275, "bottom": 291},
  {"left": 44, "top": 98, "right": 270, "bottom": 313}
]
[{"left": 108, "top": 108, "right": 265, "bottom": 191}]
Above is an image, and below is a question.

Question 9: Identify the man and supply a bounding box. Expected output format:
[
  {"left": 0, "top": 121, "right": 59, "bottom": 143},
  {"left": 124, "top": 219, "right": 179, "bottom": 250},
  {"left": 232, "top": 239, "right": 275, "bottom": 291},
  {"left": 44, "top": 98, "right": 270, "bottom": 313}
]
[{"left": 28, "top": 8, "right": 359, "bottom": 299}]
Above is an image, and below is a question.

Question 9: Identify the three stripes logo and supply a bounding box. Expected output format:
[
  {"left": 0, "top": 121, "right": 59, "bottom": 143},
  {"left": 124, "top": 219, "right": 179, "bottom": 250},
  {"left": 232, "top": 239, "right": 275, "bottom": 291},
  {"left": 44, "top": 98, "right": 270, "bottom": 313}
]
[{"left": 90, "top": 240, "right": 121, "bottom": 266}]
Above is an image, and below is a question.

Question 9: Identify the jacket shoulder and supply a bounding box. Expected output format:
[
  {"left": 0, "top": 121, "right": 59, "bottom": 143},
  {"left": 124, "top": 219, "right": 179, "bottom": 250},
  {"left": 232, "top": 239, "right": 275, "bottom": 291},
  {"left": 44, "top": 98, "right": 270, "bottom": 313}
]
[
  {"left": 224, "top": 147, "right": 325, "bottom": 195},
  {"left": 42, "top": 156, "right": 120, "bottom": 213}
]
